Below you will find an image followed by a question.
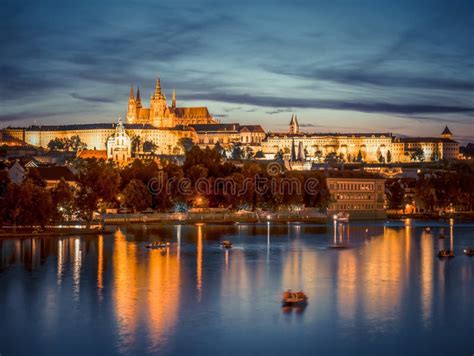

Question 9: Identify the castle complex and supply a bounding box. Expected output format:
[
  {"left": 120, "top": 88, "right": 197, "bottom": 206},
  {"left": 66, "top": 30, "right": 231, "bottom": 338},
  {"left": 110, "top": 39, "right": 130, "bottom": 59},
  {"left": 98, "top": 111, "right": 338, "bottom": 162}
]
[
  {"left": 260, "top": 115, "right": 459, "bottom": 163},
  {"left": 1, "top": 75, "right": 460, "bottom": 164},
  {"left": 126, "top": 77, "right": 217, "bottom": 127}
]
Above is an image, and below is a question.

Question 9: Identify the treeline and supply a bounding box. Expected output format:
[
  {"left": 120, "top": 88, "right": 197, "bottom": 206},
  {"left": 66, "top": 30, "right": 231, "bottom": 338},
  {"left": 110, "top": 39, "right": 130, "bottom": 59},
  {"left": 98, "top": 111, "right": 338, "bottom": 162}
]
[
  {"left": 0, "top": 146, "right": 330, "bottom": 228},
  {"left": 386, "top": 162, "right": 474, "bottom": 212}
]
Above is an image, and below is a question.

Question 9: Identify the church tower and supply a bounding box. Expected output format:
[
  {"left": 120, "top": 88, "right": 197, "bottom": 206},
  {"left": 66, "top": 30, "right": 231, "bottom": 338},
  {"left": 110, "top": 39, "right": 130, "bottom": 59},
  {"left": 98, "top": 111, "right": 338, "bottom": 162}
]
[
  {"left": 289, "top": 114, "right": 299, "bottom": 134},
  {"left": 441, "top": 125, "right": 453, "bottom": 140},
  {"left": 172, "top": 89, "right": 176, "bottom": 109},
  {"left": 126, "top": 85, "right": 137, "bottom": 124},
  {"left": 150, "top": 76, "right": 168, "bottom": 127}
]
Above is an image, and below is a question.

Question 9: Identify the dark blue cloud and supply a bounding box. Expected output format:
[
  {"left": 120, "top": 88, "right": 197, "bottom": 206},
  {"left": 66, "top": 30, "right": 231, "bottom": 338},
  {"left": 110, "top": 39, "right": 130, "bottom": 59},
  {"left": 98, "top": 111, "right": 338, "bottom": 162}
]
[{"left": 0, "top": 0, "right": 473, "bottom": 140}]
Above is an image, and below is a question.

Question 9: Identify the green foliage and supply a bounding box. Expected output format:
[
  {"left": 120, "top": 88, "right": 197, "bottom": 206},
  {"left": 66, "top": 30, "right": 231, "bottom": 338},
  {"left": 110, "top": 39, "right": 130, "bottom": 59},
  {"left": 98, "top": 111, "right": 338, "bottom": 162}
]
[
  {"left": 3, "top": 181, "right": 53, "bottom": 228},
  {"left": 47, "top": 135, "right": 86, "bottom": 152},
  {"left": 179, "top": 137, "right": 195, "bottom": 154},
  {"left": 386, "top": 180, "right": 404, "bottom": 209},
  {"left": 123, "top": 179, "right": 152, "bottom": 212}
]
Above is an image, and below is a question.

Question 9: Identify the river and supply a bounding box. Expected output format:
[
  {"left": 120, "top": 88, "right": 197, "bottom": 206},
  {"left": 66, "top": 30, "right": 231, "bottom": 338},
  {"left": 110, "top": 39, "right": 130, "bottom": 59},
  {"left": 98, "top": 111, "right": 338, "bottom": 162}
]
[{"left": 0, "top": 220, "right": 473, "bottom": 355}]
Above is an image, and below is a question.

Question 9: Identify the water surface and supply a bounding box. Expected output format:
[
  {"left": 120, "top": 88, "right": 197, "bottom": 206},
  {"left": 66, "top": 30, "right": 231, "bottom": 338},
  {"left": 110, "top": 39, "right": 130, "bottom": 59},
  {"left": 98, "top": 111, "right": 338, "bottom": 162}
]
[{"left": 1, "top": 220, "right": 473, "bottom": 355}]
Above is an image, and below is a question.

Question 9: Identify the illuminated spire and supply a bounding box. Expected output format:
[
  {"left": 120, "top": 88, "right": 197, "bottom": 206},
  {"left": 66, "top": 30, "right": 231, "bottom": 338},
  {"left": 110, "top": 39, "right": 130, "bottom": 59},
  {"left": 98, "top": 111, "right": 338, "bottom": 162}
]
[
  {"left": 136, "top": 87, "right": 142, "bottom": 107},
  {"left": 155, "top": 76, "right": 162, "bottom": 95},
  {"left": 129, "top": 84, "right": 135, "bottom": 100},
  {"left": 172, "top": 89, "right": 176, "bottom": 108}
]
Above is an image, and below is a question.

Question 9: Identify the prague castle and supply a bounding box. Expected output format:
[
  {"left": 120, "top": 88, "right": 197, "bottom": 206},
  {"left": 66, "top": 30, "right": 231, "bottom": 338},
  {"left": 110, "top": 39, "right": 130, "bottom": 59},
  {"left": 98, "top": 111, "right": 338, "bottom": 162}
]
[
  {"left": 0, "top": 74, "right": 459, "bottom": 164},
  {"left": 126, "top": 77, "right": 217, "bottom": 127}
]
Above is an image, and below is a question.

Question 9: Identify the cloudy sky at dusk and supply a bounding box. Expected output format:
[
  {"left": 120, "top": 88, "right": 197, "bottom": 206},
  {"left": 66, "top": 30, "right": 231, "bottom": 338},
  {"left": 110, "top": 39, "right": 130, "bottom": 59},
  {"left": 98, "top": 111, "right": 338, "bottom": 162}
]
[{"left": 1, "top": 0, "right": 473, "bottom": 143}]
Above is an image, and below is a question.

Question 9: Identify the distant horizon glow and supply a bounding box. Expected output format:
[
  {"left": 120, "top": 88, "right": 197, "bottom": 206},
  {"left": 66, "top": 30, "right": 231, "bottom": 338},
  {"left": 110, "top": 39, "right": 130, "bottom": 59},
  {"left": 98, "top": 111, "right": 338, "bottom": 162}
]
[{"left": 1, "top": 0, "right": 473, "bottom": 144}]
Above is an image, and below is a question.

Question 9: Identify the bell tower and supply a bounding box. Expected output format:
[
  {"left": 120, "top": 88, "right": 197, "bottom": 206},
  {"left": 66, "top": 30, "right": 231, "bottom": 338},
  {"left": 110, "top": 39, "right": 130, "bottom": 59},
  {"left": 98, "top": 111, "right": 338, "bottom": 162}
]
[
  {"left": 150, "top": 76, "right": 168, "bottom": 127},
  {"left": 126, "top": 84, "right": 137, "bottom": 124},
  {"left": 289, "top": 114, "right": 300, "bottom": 134}
]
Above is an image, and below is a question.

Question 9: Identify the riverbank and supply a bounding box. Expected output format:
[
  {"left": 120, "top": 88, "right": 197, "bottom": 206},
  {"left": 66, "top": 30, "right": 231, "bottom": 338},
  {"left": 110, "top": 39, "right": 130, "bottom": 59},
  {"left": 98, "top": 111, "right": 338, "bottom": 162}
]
[
  {"left": 0, "top": 227, "right": 114, "bottom": 238},
  {"left": 101, "top": 211, "right": 327, "bottom": 225}
]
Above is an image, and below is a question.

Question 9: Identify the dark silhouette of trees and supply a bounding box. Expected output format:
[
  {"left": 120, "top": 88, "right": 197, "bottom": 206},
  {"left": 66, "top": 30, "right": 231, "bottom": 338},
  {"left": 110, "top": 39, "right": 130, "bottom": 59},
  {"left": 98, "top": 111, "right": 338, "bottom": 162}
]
[{"left": 123, "top": 179, "right": 152, "bottom": 212}]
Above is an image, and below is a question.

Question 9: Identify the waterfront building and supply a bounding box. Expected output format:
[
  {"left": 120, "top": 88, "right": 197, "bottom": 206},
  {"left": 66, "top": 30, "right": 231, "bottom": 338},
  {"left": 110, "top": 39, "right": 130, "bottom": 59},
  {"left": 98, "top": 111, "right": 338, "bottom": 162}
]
[{"left": 327, "top": 177, "right": 386, "bottom": 219}]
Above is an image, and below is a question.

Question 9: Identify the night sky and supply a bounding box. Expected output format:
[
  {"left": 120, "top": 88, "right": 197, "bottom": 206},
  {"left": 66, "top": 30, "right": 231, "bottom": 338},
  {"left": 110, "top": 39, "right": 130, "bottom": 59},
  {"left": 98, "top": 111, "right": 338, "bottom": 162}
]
[{"left": 1, "top": 0, "right": 473, "bottom": 143}]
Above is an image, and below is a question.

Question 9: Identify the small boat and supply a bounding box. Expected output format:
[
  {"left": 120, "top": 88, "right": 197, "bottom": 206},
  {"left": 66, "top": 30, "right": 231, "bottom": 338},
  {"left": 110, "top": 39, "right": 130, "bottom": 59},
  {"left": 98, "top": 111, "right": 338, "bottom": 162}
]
[
  {"left": 438, "top": 228, "right": 446, "bottom": 239},
  {"left": 464, "top": 247, "right": 474, "bottom": 256},
  {"left": 146, "top": 242, "right": 170, "bottom": 249},
  {"left": 281, "top": 290, "right": 308, "bottom": 306},
  {"left": 437, "top": 249, "right": 454, "bottom": 258},
  {"left": 220, "top": 240, "right": 233, "bottom": 248},
  {"left": 333, "top": 212, "right": 350, "bottom": 223}
]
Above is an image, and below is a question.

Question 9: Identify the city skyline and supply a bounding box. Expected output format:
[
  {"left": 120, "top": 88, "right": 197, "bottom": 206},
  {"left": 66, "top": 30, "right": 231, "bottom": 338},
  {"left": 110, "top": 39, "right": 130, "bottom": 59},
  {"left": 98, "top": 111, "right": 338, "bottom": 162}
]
[{"left": 2, "top": 0, "right": 473, "bottom": 144}]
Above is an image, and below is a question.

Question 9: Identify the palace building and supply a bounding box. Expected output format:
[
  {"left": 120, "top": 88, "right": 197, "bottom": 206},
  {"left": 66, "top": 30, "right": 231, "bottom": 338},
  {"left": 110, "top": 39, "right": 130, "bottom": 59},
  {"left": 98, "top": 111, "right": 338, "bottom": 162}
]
[
  {"left": 126, "top": 77, "right": 217, "bottom": 127},
  {"left": 260, "top": 117, "right": 459, "bottom": 163}
]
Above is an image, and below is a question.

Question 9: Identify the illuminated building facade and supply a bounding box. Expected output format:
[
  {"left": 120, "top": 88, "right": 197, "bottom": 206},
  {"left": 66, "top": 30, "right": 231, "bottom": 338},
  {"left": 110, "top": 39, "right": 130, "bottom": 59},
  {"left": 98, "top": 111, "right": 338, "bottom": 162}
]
[
  {"left": 327, "top": 177, "right": 386, "bottom": 219},
  {"left": 126, "top": 77, "right": 217, "bottom": 127},
  {"left": 261, "top": 118, "right": 459, "bottom": 163}
]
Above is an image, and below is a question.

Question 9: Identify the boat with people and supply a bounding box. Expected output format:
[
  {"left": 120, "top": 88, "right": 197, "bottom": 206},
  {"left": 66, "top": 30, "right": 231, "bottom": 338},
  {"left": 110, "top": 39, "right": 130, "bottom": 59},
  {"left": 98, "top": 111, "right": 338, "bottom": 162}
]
[
  {"left": 333, "top": 212, "right": 350, "bottom": 223},
  {"left": 437, "top": 249, "right": 454, "bottom": 258},
  {"left": 220, "top": 240, "right": 233, "bottom": 248},
  {"left": 281, "top": 290, "right": 308, "bottom": 306},
  {"left": 464, "top": 247, "right": 474, "bottom": 256},
  {"left": 146, "top": 241, "right": 170, "bottom": 249}
]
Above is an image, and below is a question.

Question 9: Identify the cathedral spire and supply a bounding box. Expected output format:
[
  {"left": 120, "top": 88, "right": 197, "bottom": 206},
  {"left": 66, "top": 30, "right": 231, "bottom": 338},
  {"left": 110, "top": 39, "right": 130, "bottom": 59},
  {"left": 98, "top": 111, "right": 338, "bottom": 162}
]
[
  {"left": 136, "top": 87, "right": 142, "bottom": 107},
  {"left": 172, "top": 89, "right": 176, "bottom": 108},
  {"left": 155, "top": 76, "right": 162, "bottom": 95},
  {"left": 129, "top": 84, "right": 135, "bottom": 100}
]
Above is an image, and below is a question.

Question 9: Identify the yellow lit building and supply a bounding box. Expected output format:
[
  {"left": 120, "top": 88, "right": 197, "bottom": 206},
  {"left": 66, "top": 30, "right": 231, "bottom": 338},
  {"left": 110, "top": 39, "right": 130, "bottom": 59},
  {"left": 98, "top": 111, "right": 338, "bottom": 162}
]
[
  {"left": 126, "top": 77, "right": 217, "bottom": 127},
  {"left": 261, "top": 116, "right": 459, "bottom": 163},
  {"left": 327, "top": 177, "right": 386, "bottom": 219}
]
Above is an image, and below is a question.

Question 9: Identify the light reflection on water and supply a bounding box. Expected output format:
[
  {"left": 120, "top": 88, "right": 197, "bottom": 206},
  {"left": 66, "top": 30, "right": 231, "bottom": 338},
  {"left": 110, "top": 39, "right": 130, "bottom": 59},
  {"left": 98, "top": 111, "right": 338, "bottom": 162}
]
[{"left": 0, "top": 220, "right": 473, "bottom": 355}]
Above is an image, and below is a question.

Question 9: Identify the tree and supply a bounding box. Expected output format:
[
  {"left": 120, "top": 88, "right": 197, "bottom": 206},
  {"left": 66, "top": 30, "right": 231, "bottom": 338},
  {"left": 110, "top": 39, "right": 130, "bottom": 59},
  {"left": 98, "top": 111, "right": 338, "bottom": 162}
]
[
  {"left": 314, "top": 150, "right": 323, "bottom": 162},
  {"left": 386, "top": 150, "right": 392, "bottom": 163},
  {"left": 4, "top": 181, "right": 53, "bottom": 230},
  {"left": 274, "top": 150, "right": 284, "bottom": 162},
  {"left": 430, "top": 150, "right": 440, "bottom": 162},
  {"left": 123, "top": 179, "right": 152, "bottom": 212},
  {"left": 143, "top": 140, "right": 157, "bottom": 153},
  {"left": 179, "top": 137, "right": 195, "bottom": 154},
  {"left": 231, "top": 143, "right": 244, "bottom": 160},
  {"left": 255, "top": 150, "right": 265, "bottom": 158},
  {"left": 25, "top": 168, "right": 46, "bottom": 187},
  {"left": 386, "top": 180, "right": 404, "bottom": 209},
  {"left": 75, "top": 159, "right": 121, "bottom": 225},
  {"left": 48, "top": 138, "right": 65, "bottom": 151},
  {"left": 51, "top": 178, "right": 76, "bottom": 221},
  {"left": 67, "top": 135, "right": 87, "bottom": 151},
  {"left": 411, "top": 147, "right": 425, "bottom": 162}
]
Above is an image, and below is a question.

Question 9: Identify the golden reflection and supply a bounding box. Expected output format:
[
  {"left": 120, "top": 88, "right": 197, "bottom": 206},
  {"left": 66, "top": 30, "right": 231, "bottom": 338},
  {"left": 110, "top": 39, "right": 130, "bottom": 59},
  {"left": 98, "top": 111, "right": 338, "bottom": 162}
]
[
  {"left": 73, "top": 238, "right": 82, "bottom": 300},
  {"left": 57, "top": 239, "right": 64, "bottom": 286},
  {"left": 113, "top": 229, "right": 138, "bottom": 349},
  {"left": 420, "top": 231, "right": 433, "bottom": 327},
  {"left": 196, "top": 224, "right": 203, "bottom": 301},
  {"left": 97, "top": 235, "right": 104, "bottom": 299},
  {"left": 337, "top": 251, "right": 357, "bottom": 323},
  {"left": 147, "top": 243, "right": 180, "bottom": 350},
  {"left": 363, "top": 228, "right": 404, "bottom": 321}
]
